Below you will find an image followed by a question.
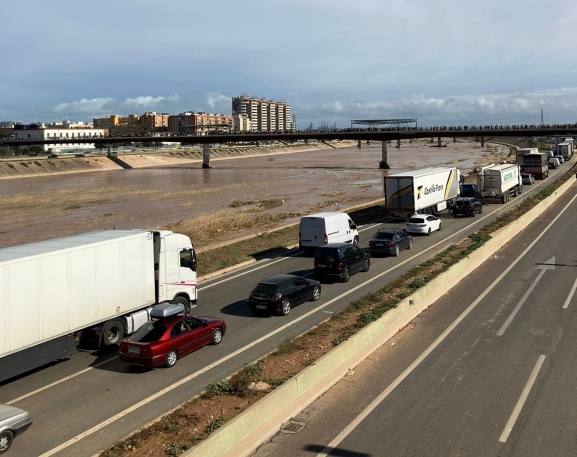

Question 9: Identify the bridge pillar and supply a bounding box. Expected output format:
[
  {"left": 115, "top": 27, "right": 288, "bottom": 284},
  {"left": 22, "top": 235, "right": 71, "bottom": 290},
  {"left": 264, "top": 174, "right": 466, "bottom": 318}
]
[
  {"left": 357, "top": 140, "right": 362, "bottom": 149},
  {"left": 379, "top": 141, "right": 390, "bottom": 169},
  {"left": 438, "top": 136, "right": 442, "bottom": 147},
  {"left": 481, "top": 137, "right": 485, "bottom": 147},
  {"left": 397, "top": 138, "right": 401, "bottom": 148},
  {"left": 431, "top": 136, "right": 434, "bottom": 142},
  {"left": 453, "top": 137, "right": 457, "bottom": 143},
  {"left": 202, "top": 144, "right": 211, "bottom": 168}
]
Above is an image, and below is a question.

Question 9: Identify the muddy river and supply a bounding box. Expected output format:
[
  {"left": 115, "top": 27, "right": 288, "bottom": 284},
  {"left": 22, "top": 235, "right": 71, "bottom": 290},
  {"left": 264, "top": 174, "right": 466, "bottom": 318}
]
[{"left": 0, "top": 139, "right": 509, "bottom": 248}]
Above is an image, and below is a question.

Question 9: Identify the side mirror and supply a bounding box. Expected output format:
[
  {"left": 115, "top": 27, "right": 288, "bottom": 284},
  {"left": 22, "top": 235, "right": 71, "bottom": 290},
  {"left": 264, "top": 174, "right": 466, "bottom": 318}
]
[{"left": 351, "top": 225, "right": 357, "bottom": 230}]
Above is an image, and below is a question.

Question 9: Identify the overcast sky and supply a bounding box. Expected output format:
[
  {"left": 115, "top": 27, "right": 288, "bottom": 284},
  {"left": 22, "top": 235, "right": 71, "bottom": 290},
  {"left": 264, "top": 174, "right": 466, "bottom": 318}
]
[{"left": 3, "top": 0, "right": 577, "bottom": 127}]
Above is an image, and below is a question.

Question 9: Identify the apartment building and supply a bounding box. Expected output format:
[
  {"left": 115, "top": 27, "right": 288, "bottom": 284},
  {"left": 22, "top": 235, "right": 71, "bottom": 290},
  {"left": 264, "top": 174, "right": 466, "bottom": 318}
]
[
  {"left": 168, "top": 112, "right": 233, "bottom": 135},
  {"left": 140, "top": 112, "right": 169, "bottom": 133},
  {"left": 232, "top": 114, "right": 252, "bottom": 132},
  {"left": 232, "top": 96, "right": 294, "bottom": 132},
  {"left": 93, "top": 114, "right": 141, "bottom": 136}
]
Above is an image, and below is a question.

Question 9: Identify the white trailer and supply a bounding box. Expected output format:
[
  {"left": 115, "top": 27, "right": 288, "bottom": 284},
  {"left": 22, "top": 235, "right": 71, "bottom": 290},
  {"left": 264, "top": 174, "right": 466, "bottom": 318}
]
[
  {"left": 0, "top": 229, "right": 197, "bottom": 382},
  {"left": 385, "top": 167, "right": 461, "bottom": 218},
  {"left": 477, "top": 163, "right": 523, "bottom": 203},
  {"left": 558, "top": 142, "right": 573, "bottom": 160}
]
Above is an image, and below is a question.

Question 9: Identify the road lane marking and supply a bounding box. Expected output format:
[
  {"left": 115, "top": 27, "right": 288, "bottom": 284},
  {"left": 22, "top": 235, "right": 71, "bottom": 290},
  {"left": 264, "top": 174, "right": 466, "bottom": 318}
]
[
  {"left": 497, "top": 258, "right": 555, "bottom": 336},
  {"left": 316, "top": 192, "right": 577, "bottom": 457},
  {"left": 5, "top": 359, "right": 113, "bottom": 405},
  {"left": 562, "top": 277, "right": 577, "bottom": 309},
  {"left": 38, "top": 210, "right": 500, "bottom": 456},
  {"left": 499, "top": 355, "right": 546, "bottom": 443}
]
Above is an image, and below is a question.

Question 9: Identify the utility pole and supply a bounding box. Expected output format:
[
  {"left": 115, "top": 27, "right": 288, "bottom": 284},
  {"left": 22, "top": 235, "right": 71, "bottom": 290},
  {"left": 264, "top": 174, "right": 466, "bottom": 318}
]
[{"left": 541, "top": 108, "right": 544, "bottom": 126}]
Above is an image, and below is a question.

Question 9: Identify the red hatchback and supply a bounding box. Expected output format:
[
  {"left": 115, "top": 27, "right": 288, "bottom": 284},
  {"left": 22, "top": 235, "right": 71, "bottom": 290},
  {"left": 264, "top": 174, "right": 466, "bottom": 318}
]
[{"left": 119, "top": 313, "right": 226, "bottom": 368}]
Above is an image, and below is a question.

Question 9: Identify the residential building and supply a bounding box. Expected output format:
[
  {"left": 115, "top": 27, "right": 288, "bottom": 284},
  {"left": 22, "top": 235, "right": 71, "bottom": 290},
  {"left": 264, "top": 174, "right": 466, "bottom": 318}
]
[
  {"left": 140, "top": 112, "right": 169, "bottom": 133},
  {"left": 232, "top": 114, "right": 252, "bottom": 132},
  {"left": 93, "top": 114, "right": 142, "bottom": 136},
  {"left": 168, "top": 112, "right": 233, "bottom": 135},
  {"left": 232, "top": 96, "right": 294, "bottom": 132},
  {"left": 12, "top": 123, "right": 105, "bottom": 152}
]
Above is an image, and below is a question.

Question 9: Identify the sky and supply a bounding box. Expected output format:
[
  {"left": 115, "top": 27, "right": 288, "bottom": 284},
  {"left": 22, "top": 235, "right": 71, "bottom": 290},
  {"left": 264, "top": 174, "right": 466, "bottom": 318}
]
[{"left": 2, "top": 0, "right": 577, "bottom": 127}]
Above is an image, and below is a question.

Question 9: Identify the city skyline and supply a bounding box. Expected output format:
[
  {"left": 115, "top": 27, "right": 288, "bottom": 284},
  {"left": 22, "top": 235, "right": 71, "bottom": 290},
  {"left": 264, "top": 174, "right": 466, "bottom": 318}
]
[{"left": 2, "top": 0, "right": 577, "bottom": 127}]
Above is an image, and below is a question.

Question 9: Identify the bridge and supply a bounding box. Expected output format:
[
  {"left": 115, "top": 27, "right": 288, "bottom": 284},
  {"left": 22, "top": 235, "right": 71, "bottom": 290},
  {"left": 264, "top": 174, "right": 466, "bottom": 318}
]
[{"left": 3, "top": 126, "right": 577, "bottom": 169}]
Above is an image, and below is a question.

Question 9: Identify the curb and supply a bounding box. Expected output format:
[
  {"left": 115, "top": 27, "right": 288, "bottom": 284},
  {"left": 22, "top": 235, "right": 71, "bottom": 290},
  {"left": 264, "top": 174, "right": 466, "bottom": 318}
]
[{"left": 185, "top": 174, "right": 576, "bottom": 457}]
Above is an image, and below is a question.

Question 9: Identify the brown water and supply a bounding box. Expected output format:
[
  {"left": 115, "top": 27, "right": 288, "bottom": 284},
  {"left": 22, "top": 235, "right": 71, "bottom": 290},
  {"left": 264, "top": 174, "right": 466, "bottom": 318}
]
[{"left": 0, "top": 140, "right": 507, "bottom": 248}]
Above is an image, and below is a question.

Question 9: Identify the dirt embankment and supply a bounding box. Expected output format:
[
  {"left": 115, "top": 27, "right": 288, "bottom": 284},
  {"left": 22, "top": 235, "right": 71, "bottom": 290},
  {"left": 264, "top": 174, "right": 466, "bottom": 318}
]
[{"left": 0, "top": 141, "right": 355, "bottom": 179}]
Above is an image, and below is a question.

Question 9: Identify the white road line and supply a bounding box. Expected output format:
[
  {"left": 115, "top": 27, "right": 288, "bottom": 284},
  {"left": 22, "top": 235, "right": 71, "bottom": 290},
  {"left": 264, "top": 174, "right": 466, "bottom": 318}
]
[
  {"left": 562, "top": 277, "right": 577, "bottom": 309},
  {"left": 496, "top": 268, "right": 549, "bottom": 336},
  {"left": 38, "top": 209, "right": 497, "bottom": 456},
  {"left": 499, "top": 355, "right": 546, "bottom": 443},
  {"left": 316, "top": 192, "right": 577, "bottom": 457},
  {"left": 5, "top": 359, "right": 113, "bottom": 405}
]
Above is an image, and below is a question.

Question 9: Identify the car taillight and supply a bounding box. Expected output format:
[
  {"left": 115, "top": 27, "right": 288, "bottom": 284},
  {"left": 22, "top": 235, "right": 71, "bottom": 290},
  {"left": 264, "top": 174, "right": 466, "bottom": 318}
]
[
  {"left": 324, "top": 234, "right": 328, "bottom": 244},
  {"left": 313, "top": 262, "right": 317, "bottom": 268},
  {"left": 369, "top": 240, "right": 374, "bottom": 247},
  {"left": 271, "top": 293, "right": 282, "bottom": 302},
  {"left": 387, "top": 242, "right": 394, "bottom": 247},
  {"left": 419, "top": 224, "right": 426, "bottom": 227},
  {"left": 141, "top": 346, "right": 152, "bottom": 357},
  {"left": 299, "top": 231, "right": 301, "bottom": 240},
  {"left": 338, "top": 263, "right": 343, "bottom": 271}
]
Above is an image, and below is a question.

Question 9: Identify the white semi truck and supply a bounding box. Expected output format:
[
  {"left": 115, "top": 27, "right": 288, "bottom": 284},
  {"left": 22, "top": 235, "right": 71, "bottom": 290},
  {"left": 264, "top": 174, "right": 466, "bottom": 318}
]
[
  {"left": 384, "top": 167, "right": 461, "bottom": 218},
  {"left": 0, "top": 229, "right": 198, "bottom": 382},
  {"left": 558, "top": 142, "right": 573, "bottom": 160},
  {"left": 477, "top": 163, "right": 523, "bottom": 203}
]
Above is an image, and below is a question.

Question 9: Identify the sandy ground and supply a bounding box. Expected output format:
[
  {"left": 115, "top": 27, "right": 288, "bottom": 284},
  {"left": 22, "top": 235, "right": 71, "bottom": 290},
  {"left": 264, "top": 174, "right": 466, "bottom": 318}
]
[{"left": 0, "top": 138, "right": 510, "bottom": 249}]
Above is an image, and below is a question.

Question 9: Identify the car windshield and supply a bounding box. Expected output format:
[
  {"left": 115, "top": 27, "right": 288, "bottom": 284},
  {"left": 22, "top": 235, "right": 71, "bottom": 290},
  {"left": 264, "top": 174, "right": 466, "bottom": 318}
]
[
  {"left": 408, "top": 217, "right": 425, "bottom": 223},
  {"left": 130, "top": 323, "right": 166, "bottom": 343},
  {"left": 255, "top": 282, "right": 279, "bottom": 294},
  {"left": 315, "top": 249, "right": 340, "bottom": 264},
  {"left": 373, "top": 231, "right": 394, "bottom": 240}
]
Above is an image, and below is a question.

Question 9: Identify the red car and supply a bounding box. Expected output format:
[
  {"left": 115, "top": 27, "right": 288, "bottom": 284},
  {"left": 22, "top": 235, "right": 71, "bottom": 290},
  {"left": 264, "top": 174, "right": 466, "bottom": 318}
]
[{"left": 119, "top": 304, "right": 226, "bottom": 368}]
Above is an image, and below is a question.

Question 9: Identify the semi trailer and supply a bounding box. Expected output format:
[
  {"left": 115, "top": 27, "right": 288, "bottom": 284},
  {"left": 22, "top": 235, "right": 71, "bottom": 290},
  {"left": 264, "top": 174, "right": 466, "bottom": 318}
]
[
  {"left": 477, "top": 163, "right": 523, "bottom": 203},
  {"left": 558, "top": 142, "right": 573, "bottom": 160},
  {"left": 384, "top": 167, "right": 461, "bottom": 218},
  {"left": 0, "top": 229, "right": 198, "bottom": 382},
  {"left": 518, "top": 152, "right": 548, "bottom": 180}
]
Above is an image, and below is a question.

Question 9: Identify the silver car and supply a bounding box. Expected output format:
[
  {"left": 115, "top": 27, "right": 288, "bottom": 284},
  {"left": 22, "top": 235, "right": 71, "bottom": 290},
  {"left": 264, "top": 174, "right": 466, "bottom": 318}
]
[{"left": 0, "top": 404, "right": 32, "bottom": 454}]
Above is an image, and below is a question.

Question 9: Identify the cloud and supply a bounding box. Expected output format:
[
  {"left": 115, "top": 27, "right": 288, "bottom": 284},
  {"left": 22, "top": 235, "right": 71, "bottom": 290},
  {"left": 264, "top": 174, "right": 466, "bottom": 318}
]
[{"left": 206, "top": 93, "right": 229, "bottom": 110}]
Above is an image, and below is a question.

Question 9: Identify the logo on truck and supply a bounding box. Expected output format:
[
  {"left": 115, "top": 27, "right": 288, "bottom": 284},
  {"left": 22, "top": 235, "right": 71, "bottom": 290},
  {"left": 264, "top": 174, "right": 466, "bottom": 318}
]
[{"left": 417, "top": 184, "right": 444, "bottom": 199}]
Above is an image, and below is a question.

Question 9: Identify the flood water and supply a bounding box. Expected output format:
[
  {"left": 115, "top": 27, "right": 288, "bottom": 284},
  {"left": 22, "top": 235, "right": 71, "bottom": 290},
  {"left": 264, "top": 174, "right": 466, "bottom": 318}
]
[{"left": 0, "top": 140, "right": 506, "bottom": 248}]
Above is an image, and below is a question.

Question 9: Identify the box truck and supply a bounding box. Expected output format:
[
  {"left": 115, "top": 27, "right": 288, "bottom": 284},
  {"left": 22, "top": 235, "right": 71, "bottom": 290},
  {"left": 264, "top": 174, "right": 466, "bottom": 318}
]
[
  {"left": 515, "top": 148, "right": 539, "bottom": 166},
  {"left": 384, "top": 167, "right": 461, "bottom": 218},
  {"left": 520, "top": 152, "right": 548, "bottom": 179},
  {"left": 0, "top": 229, "right": 198, "bottom": 382},
  {"left": 558, "top": 142, "right": 573, "bottom": 160},
  {"left": 477, "top": 164, "right": 523, "bottom": 203}
]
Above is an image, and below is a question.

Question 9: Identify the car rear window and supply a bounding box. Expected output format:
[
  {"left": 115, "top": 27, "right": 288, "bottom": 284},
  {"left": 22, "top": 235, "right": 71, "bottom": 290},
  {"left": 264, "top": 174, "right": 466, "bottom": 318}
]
[
  {"left": 131, "top": 323, "right": 166, "bottom": 343},
  {"left": 408, "top": 217, "right": 425, "bottom": 223},
  {"left": 315, "top": 249, "right": 340, "bottom": 264},
  {"left": 255, "top": 282, "right": 279, "bottom": 294},
  {"left": 373, "top": 231, "right": 394, "bottom": 240}
]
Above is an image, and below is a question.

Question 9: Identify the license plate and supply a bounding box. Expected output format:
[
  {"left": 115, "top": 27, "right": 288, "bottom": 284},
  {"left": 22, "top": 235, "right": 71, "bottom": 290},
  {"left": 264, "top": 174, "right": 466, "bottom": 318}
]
[
  {"left": 376, "top": 243, "right": 384, "bottom": 247},
  {"left": 256, "top": 305, "right": 268, "bottom": 310},
  {"left": 127, "top": 347, "right": 140, "bottom": 354},
  {"left": 317, "top": 264, "right": 326, "bottom": 268}
]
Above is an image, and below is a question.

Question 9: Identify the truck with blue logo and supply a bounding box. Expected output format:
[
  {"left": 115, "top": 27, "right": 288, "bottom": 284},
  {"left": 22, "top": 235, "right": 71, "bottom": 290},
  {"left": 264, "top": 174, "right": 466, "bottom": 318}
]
[
  {"left": 384, "top": 167, "right": 461, "bottom": 218},
  {"left": 477, "top": 163, "right": 523, "bottom": 203}
]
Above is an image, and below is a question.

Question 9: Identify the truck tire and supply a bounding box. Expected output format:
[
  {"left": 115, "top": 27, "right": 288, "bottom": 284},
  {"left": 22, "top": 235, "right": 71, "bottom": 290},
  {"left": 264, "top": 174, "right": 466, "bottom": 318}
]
[
  {"left": 102, "top": 320, "right": 124, "bottom": 346},
  {"left": 173, "top": 296, "right": 191, "bottom": 314}
]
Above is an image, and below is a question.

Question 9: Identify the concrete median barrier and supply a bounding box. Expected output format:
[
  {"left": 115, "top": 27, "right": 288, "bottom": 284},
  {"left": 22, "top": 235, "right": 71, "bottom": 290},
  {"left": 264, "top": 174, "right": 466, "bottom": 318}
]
[{"left": 186, "top": 175, "right": 576, "bottom": 457}]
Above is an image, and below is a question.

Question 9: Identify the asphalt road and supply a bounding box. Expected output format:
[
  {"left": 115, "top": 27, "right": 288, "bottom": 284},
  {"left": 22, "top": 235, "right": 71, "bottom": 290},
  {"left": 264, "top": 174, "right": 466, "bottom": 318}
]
[
  {"left": 252, "top": 177, "right": 577, "bottom": 457},
  {"left": 1, "top": 163, "right": 574, "bottom": 457}
]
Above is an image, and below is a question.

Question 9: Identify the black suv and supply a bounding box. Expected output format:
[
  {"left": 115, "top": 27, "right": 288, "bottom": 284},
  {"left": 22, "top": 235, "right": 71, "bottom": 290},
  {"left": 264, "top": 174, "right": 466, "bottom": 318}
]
[
  {"left": 453, "top": 197, "right": 482, "bottom": 217},
  {"left": 314, "top": 243, "right": 370, "bottom": 283}
]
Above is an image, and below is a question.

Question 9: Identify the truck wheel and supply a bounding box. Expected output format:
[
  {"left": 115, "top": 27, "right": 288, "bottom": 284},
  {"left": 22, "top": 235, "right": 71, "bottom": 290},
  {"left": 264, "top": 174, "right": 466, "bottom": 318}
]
[
  {"left": 103, "top": 321, "right": 125, "bottom": 346},
  {"left": 0, "top": 430, "right": 13, "bottom": 454},
  {"left": 165, "top": 350, "right": 178, "bottom": 368},
  {"left": 173, "top": 296, "right": 191, "bottom": 314}
]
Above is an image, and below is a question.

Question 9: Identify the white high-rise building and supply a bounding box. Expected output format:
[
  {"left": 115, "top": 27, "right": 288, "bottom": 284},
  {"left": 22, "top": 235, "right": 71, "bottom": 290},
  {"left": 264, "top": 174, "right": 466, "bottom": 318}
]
[{"left": 232, "top": 96, "right": 294, "bottom": 132}]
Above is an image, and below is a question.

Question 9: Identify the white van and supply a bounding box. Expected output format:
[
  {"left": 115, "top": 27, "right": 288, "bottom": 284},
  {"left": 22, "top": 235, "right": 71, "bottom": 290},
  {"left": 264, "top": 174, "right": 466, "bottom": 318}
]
[{"left": 299, "top": 212, "right": 359, "bottom": 251}]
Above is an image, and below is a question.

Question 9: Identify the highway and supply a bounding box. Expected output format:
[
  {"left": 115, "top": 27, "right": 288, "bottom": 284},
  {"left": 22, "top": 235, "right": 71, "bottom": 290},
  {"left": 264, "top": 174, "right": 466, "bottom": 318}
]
[
  {"left": 251, "top": 177, "right": 577, "bottom": 456},
  {"left": 0, "top": 163, "right": 573, "bottom": 457}
]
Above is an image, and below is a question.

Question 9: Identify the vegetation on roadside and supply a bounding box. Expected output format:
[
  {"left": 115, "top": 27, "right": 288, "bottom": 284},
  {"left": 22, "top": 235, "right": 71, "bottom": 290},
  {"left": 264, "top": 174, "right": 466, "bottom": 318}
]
[{"left": 100, "top": 166, "right": 575, "bottom": 457}]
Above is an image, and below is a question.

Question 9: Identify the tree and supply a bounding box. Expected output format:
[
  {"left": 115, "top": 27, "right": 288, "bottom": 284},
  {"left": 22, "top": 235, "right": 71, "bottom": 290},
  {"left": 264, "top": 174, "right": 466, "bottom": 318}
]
[{"left": 27, "top": 145, "right": 43, "bottom": 156}]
